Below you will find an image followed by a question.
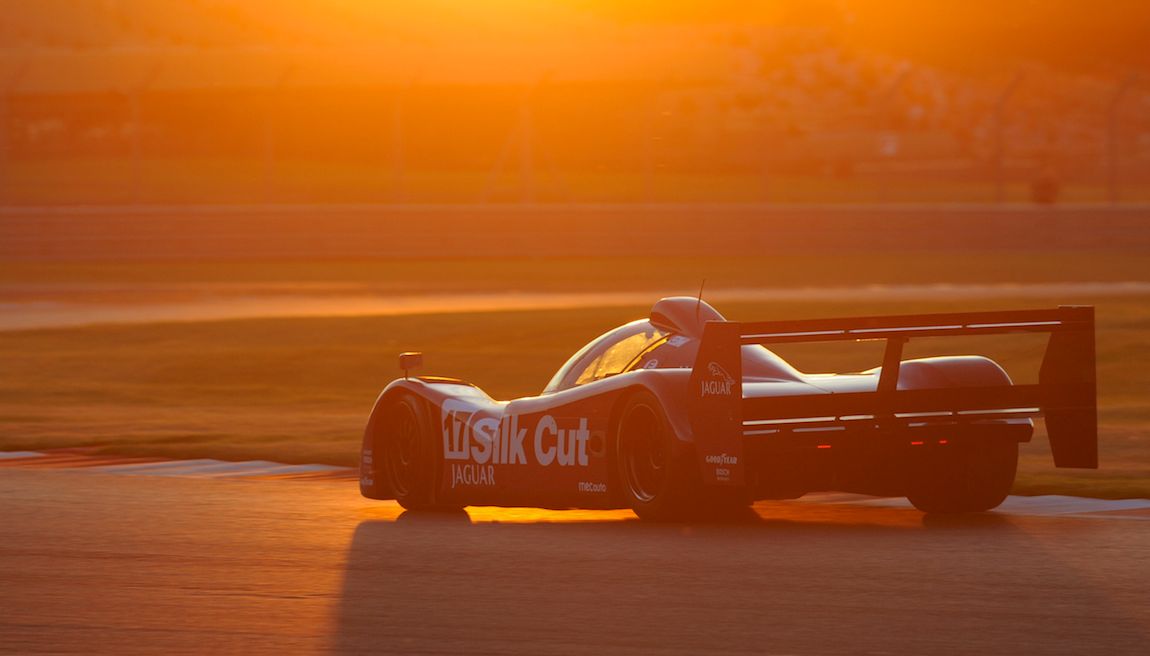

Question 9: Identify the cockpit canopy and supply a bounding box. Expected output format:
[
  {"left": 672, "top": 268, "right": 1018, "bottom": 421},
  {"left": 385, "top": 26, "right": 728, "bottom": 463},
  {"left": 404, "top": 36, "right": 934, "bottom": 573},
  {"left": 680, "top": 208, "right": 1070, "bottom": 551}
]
[
  {"left": 649, "top": 296, "right": 724, "bottom": 337},
  {"left": 543, "top": 297, "right": 801, "bottom": 394}
]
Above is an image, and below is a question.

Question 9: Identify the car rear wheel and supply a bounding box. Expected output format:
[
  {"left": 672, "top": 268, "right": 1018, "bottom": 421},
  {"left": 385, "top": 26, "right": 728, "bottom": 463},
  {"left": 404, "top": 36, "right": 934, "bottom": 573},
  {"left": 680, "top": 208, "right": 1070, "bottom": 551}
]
[
  {"left": 380, "top": 393, "right": 456, "bottom": 511},
  {"left": 906, "top": 437, "right": 1018, "bottom": 514},
  {"left": 615, "top": 391, "right": 696, "bottom": 521}
]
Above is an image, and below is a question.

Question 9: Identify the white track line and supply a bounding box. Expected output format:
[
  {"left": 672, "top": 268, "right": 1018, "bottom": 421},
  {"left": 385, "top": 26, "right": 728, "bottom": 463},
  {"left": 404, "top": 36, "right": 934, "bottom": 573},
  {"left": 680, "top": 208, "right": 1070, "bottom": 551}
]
[
  {"left": 0, "top": 451, "right": 43, "bottom": 459},
  {"left": 4, "top": 451, "right": 1145, "bottom": 519},
  {"left": 799, "top": 492, "right": 1150, "bottom": 518},
  {"left": 4, "top": 281, "right": 1150, "bottom": 331},
  {"left": 2, "top": 452, "right": 349, "bottom": 479}
]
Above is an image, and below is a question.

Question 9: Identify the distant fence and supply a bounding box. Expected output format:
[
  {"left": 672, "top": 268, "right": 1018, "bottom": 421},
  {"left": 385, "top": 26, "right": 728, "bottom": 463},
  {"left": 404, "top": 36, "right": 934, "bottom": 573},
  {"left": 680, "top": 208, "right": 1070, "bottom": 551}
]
[
  {"left": 3, "top": 203, "right": 1148, "bottom": 261},
  {"left": 1, "top": 54, "right": 1148, "bottom": 206}
]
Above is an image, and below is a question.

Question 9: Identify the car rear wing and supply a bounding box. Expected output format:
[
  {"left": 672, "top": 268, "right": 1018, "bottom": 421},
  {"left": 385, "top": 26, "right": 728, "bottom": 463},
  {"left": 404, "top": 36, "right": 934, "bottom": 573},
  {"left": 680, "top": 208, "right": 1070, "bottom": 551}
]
[{"left": 687, "top": 306, "right": 1096, "bottom": 486}]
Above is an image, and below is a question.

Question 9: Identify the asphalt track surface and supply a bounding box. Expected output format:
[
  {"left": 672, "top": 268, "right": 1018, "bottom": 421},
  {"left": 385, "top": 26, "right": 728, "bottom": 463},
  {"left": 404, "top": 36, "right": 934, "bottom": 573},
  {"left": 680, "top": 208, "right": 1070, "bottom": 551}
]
[{"left": 2, "top": 461, "right": 1148, "bottom": 655}]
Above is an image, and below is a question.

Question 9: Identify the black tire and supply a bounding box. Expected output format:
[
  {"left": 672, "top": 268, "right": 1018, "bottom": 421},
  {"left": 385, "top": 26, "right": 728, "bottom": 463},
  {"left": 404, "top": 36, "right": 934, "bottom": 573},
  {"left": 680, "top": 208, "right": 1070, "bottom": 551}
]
[
  {"left": 614, "top": 391, "right": 697, "bottom": 521},
  {"left": 378, "top": 393, "right": 456, "bottom": 512},
  {"left": 906, "top": 437, "right": 1018, "bottom": 514}
]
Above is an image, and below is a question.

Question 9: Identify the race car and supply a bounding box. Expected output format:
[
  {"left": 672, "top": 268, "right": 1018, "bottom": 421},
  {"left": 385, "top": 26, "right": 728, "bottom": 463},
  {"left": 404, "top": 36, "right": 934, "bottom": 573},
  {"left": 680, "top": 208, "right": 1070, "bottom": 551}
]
[{"left": 360, "top": 297, "right": 1096, "bottom": 520}]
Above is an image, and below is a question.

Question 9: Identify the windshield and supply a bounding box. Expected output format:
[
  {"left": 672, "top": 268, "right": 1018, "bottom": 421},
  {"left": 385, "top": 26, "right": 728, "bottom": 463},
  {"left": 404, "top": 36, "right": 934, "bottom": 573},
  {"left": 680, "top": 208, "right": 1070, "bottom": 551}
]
[
  {"left": 544, "top": 319, "right": 803, "bottom": 393},
  {"left": 544, "top": 320, "right": 665, "bottom": 393}
]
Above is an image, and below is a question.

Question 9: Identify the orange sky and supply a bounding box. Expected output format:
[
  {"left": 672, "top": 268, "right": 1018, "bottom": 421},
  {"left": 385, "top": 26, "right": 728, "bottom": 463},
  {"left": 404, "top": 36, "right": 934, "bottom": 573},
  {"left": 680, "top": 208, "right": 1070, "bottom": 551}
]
[{"left": 4, "top": 0, "right": 1147, "bottom": 74}]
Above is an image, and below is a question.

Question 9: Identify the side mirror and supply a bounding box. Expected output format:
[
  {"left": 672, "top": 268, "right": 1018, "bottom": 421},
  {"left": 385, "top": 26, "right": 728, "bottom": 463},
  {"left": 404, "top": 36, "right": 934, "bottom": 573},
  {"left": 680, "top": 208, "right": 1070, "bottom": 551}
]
[{"left": 398, "top": 352, "right": 423, "bottom": 379}]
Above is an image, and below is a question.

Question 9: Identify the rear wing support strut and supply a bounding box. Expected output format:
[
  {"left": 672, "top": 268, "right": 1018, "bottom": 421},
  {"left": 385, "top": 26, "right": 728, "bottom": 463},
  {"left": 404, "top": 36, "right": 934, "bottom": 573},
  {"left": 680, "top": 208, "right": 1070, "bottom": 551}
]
[{"left": 877, "top": 337, "right": 907, "bottom": 394}]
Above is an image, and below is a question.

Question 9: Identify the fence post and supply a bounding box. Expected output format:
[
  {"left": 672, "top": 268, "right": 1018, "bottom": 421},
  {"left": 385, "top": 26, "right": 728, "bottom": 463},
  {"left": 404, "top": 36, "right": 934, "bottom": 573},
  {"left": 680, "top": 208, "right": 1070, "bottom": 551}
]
[
  {"left": 1, "top": 62, "right": 28, "bottom": 206},
  {"left": 129, "top": 65, "right": 161, "bottom": 206},
  {"left": 129, "top": 90, "right": 141, "bottom": 204},
  {"left": 519, "top": 93, "right": 535, "bottom": 204},
  {"left": 389, "top": 81, "right": 411, "bottom": 204},
  {"left": 481, "top": 79, "right": 543, "bottom": 204},
  {"left": 0, "top": 94, "right": 5, "bottom": 205},
  {"left": 642, "top": 94, "right": 655, "bottom": 204},
  {"left": 874, "top": 64, "right": 909, "bottom": 203},
  {"left": 641, "top": 78, "right": 672, "bottom": 205},
  {"left": 992, "top": 72, "right": 1023, "bottom": 204},
  {"left": 0, "top": 83, "right": 10, "bottom": 205},
  {"left": 263, "top": 65, "right": 294, "bottom": 204},
  {"left": 1107, "top": 73, "right": 1137, "bottom": 204}
]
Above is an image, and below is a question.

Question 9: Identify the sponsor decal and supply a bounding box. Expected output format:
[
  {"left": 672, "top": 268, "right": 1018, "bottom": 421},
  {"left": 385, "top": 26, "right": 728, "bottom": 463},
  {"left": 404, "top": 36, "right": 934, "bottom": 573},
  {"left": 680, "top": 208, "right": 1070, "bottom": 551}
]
[
  {"left": 578, "top": 481, "right": 607, "bottom": 494},
  {"left": 360, "top": 448, "right": 374, "bottom": 487},
  {"left": 441, "top": 399, "right": 592, "bottom": 488},
  {"left": 667, "top": 335, "right": 690, "bottom": 348},
  {"left": 704, "top": 453, "right": 739, "bottom": 466},
  {"left": 642, "top": 358, "right": 660, "bottom": 370},
  {"left": 700, "top": 361, "right": 736, "bottom": 397},
  {"left": 704, "top": 452, "right": 738, "bottom": 483},
  {"left": 452, "top": 463, "right": 495, "bottom": 488}
]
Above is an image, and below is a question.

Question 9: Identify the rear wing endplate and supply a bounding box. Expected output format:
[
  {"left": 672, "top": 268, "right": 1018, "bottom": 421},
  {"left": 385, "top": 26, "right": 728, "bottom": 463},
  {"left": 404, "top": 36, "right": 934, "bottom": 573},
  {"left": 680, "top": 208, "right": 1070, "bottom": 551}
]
[{"left": 687, "top": 306, "right": 1096, "bottom": 486}]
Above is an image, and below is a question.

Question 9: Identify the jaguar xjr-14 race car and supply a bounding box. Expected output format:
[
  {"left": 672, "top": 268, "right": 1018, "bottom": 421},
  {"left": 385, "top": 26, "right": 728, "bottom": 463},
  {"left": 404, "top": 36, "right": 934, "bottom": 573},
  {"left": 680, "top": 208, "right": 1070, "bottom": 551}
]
[{"left": 360, "top": 297, "right": 1096, "bottom": 520}]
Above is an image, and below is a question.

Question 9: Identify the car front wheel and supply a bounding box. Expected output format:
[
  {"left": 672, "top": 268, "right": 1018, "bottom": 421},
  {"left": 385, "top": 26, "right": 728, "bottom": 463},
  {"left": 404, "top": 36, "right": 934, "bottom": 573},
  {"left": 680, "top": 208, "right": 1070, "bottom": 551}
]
[{"left": 379, "top": 392, "right": 458, "bottom": 511}]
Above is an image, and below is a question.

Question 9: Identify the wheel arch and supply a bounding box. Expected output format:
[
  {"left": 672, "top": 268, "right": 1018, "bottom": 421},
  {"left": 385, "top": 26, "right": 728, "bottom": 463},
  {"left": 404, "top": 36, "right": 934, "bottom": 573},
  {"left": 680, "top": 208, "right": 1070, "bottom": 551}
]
[
  {"left": 605, "top": 377, "right": 696, "bottom": 444},
  {"left": 359, "top": 379, "right": 455, "bottom": 500},
  {"left": 604, "top": 377, "right": 697, "bottom": 505},
  {"left": 361, "top": 386, "right": 412, "bottom": 500},
  {"left": 896, "top": 355, "right": 1014, "bottom": 389},
  {"left": 604, "top": 385, "right": 647, "bottom": 505},
  {"left": 898, "top": 355, "right": 1034, "bottom": 435}
]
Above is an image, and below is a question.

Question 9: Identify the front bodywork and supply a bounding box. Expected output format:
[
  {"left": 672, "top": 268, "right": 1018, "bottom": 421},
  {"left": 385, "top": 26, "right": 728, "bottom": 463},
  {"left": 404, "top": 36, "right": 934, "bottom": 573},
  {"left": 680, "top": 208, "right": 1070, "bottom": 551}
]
[{"left": 362, "top": 369, "right": 695, "bottom": 509}]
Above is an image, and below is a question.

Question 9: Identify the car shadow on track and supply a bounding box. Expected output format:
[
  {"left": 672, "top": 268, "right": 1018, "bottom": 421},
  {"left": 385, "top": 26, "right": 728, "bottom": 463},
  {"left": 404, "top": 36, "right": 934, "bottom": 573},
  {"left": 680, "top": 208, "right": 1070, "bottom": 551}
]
[{"left": 328, "top": 500, "right": 1149, "bottom": 654}]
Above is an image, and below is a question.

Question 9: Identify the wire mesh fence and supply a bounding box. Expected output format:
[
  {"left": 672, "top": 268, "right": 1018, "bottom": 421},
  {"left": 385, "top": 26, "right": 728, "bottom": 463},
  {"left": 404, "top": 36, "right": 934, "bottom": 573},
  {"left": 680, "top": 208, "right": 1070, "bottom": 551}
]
[{"left": 1, "top": 46, "right": 1147, "bottom": 206}]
